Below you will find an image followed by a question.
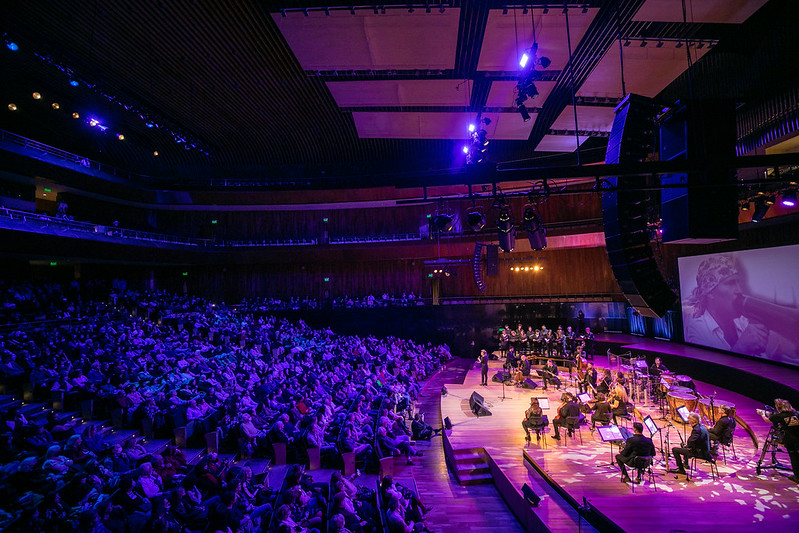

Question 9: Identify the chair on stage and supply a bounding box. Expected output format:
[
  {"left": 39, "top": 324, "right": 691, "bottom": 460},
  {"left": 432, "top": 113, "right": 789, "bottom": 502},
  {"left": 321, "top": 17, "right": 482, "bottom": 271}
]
[
  {"left": 612, "top": 403, "right": 633, "bottom": 428},
  {"left": 718, "top": 419, "right": 737, "bottom": 464},
  {"left": 688, "top": 454, "right": 719, "bottom": 482},
  {"left": 525, "top": 415, "right": 548, "bottom": 448},
  {"left": 565, "top": 416, "right": 583, "bottom": 445},
  {"left": 630, "top": 456, "right": 656, "bottom": 492}
]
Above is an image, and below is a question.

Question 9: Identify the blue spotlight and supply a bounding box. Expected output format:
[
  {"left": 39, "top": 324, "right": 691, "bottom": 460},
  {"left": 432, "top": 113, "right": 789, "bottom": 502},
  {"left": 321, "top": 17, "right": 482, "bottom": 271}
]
[
  {"left": 462, "top": 145, "right": 469, "bottom": 154},
  {"left": 6, "top": 42, "right": 19, "bottom": 51},
  {"left": 468, "top": 123, "right": 476, "bottom": 133},
  {"left": 69, "top": 80, "right": 79, "bottom": 87},
  {"left": 520, "top": 52, "right": 530, "bottom": 68}
]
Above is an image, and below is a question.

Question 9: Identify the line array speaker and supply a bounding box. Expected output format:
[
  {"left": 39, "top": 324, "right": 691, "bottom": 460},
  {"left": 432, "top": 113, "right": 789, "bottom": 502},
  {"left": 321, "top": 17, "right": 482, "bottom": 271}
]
[
  {"left": 469, "top": 391, "right": 492, "bottom": 416},
  {"left": 603, "top": 94, "right": 676, "bottom": 318}
]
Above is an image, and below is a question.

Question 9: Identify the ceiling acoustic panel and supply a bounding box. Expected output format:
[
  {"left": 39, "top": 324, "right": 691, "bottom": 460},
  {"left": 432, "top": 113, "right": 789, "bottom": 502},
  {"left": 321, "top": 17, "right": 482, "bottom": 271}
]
[
  {"left": 534, "top": 134, "right": 589, "bottom": 153},
  {"left": 576, "top": 44, "right": 710, "bottom": 100},
  {"left": 490, "top": 113, "right": 537, "bottom": 140},
  {"left": 272, "top": 9, "right": 459, "bottom": 71},
  {"left": 551, "top": 106, "right": 616, "bottom": 133},
  {"left": 326, "top": 80, "right": 471, "bottom": 108},
  {"left": 477, "top": 8, "right": 598, "bottom": 72},
  {"left": 633, "top": 0, "right": 769, "bottom": 24},
  {"left": 485, "top": 80, "right": 556, "bottom": 108},
  {"left": 352, "top": 112, "right": 471, "bottom": 139}
]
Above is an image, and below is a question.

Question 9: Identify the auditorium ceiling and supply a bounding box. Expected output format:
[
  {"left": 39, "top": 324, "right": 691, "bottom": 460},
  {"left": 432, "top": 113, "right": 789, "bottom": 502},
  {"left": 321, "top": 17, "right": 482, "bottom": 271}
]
[{"left": 0, "top": 0, "right": 791, "bottom": 189}]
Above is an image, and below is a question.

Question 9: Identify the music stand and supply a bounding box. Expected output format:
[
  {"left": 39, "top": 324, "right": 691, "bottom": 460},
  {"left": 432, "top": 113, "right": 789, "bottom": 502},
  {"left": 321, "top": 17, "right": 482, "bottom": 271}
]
[
  {"left": 596, "top": 425, "right": 631, "bottom": 467},
  {"left": 577, "top": 392, "right": 592, "bottom": 403},
  {"left": 658, "top": 379, "right": 671, "bottom": 420},
  {"left": 535, "top": 397, "right": 550, "bottom": 410}
]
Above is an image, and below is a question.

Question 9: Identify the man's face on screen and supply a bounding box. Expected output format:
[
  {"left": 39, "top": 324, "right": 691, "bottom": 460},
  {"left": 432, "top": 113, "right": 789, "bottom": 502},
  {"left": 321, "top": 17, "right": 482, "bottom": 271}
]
[{"left": 708, "top": 276, "right": 744, "bottom": 315}]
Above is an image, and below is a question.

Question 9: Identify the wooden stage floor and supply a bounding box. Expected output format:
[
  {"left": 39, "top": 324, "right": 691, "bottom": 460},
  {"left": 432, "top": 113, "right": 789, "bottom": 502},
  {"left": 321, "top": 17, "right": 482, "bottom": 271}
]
[{"left": 440, "top": 351, "right": 799, "bottom": 532}]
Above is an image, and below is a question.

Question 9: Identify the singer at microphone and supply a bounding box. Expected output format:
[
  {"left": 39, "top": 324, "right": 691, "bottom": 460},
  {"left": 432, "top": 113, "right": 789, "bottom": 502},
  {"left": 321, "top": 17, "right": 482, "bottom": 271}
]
[{"left": 683, "top": 255, "right": 797, "bottom": 362}]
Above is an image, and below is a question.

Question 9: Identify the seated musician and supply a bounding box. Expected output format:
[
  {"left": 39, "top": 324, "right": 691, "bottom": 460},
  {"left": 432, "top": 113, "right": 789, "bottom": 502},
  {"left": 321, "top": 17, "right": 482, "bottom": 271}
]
[
  {"left": 591, "top": 393, "right": 612, "bottom": 429},
  {"left": 671, "top": 413, "right": 712, "bottom": 476},
  {"left": 708, "top": 405, "right": 735, "bottom": 445},
  {"left": 596, "top": 369, "right": 613, "bottom": 395},
  {"left": 513, "top": 354, "right": 531, "bottom": 383},
  {"left": 522, "top": 397, "right": 548, "bottom": 442},
  {"left": 609, "top": 385, "right": 630, "bottom": 425},
  {"left": 649, "top": 357, "right": 669, "bottom": 377},
  {"left": 541, "top": 359, "right": 559, "bottom": 391},
  {"left": 615, "top": 371, "right": 628, "bottom": 393},
  {"left": 616, "top": 422, "right": 656, "bottom": 483},
  {"left": 579, "top": 361, "right": 597, "bottom": 394},
  {"left": 552, "top": 393, "right": 581, "bottom": 440}
]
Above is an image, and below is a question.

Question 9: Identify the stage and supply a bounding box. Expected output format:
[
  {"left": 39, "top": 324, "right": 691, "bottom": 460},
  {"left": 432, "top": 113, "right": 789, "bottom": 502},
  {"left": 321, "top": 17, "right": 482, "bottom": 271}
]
[{"left": 439, "top": 338, "right": 799, "bottom": 532}]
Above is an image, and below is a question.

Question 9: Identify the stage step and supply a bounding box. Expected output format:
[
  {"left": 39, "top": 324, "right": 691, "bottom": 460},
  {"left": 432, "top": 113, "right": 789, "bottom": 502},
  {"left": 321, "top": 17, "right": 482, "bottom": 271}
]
[
  {"left": 141, "top": 438, "right": 171, "bottom": 455},
  {"left": 452, "top": 447, "right": 492, "bottom": 486},
  {"left": 0, "top": 395, "right": 17, "bottom": 409}
]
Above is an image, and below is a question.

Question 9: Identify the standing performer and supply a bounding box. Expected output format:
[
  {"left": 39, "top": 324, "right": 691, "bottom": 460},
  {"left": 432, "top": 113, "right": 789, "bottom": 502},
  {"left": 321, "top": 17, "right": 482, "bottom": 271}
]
[
  {"left": 479, "top": 349, "right": 489, "bottom": 386},
  {"left": 768, "top": 399, "right": 799, "bottom": 483}
]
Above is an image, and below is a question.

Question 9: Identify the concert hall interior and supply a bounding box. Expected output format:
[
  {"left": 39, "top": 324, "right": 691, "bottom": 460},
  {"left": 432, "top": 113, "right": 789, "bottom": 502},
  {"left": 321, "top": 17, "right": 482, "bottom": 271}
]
[{"left": 3, "top": 1, "right": 799, "bottom": 532}]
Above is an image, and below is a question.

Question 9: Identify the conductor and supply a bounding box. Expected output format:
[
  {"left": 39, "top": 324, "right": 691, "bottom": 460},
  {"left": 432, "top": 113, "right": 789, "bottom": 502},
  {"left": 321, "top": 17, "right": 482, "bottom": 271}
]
[{"left": 616, "top": 422, "right": 656, "bottom": 483}]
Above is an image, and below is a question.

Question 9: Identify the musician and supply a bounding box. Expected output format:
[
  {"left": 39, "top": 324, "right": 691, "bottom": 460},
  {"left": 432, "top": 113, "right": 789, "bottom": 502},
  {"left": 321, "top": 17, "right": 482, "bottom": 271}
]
[
  {"left": 609, "top": 385, "right": 630, "bottom": 425},
  {"left": 591, "top": 393, "right": 612, "bottom": 429},
  {"left": 552, "top": 393, "right": 580, "bottom": 440},
  {"left": 616, "top": 422, "right": 656, "bottom": 483},
  {"left": 505, "top": 346, "right": 517, "bottom": 374},
  {"left": 615, "top": 371, "right": 628, "bottom": 394},
  {"left": 499, "top": 325, "right": 510, "bottom": 357},
  {"left": 768, "top": 399, "right": 799, "bottom": 482},
  {"left": 564, "top": 326, "right": 576, "bottom": 354},
  {"left": 478, "top": 349, "right": 489, "bottom": 386},
  {"left": 525, "top": 326, "right": 535, "bottom": 355},
  {"left": 541, "top": 359, "right": 559, "bottom": 391},
  {"left": 522, "top": 397, "right": 548, "bottom": 442},
  {"left": 671, "top": 413, "right": 712, "bottom": 476},
  {"left": 649, "top": 357, "right": 669, "bottom": 377},
  {"left": 514, "top": 354, "right": 531, "bottom": 383},
  {"left": 596, "top": 369, "right": 613, "bottom": 395},
  {"left": 582, "top": 327, "right": 595, "bottom": 358},
  {"left": 708, "top": 405, "right": 735, "bottom": 444},
  {"left": 579, "top": 362, "right": 597, "bottom": 395}
]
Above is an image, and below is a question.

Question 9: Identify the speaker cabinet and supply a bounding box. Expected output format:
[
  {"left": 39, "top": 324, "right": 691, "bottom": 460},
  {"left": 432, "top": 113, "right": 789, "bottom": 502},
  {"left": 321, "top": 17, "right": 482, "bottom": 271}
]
[
  {"left": 603, "top": 94, "right": 676, "bottom": 318},
  {"left": 469, "top": 391, "right": 492, "bottom": 416},
  {"left": 517, "top": 378, "right": 537, "bottom": 390},
  {"left": 492, "top": 371, "right": 512, "bottom": 383}
]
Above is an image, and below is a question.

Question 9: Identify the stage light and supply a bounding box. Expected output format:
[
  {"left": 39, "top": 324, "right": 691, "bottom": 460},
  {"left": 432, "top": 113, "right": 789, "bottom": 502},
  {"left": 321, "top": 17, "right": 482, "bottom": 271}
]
[
  {"left": 751, "top": 197, "right": 769, "bottom": 222},
  {"left": 497, "top": 205, "right": 516, "bottom": 253},
  {"left": 51, "top": 102, "right": 60, "bottom": 110},
  {"left": 89, "top": 119, "right": 98, "bottom": 127},
  {"left": 6, "top": 42, "right": 19, "bottom": 51},
  {"left": 117, "top": 134, "right": 125, "bottom": 141},
  {"left": 466, "top": 209, "right": 486, "bottom": 231},
  {"left": 524, "top": 266, "right": 530, "bottom": 271},
  {"left": 740, "top": 201, "right": 749, "bottom": 211},
  {"left": 520, "top": 52, "right": 530, "bottom": 68},
  {"left": 782, "top": 189, "right": 797, "bottom": 207},
  {"left": 433, "top": 213, "right": 454, "bottom": 232},
  {"left": 72, "top": 112, "right": 80, "bottom": 119},
  {"left": 522, "top": 204, "right": 547, "bottom": 250},
  {"left": 8, "top": 103, "right": 17, "bottom": 111},
  {"left": 69, "top": 80, "right": 79, "bottom": 87},
  {"left": 462, "top": 145, "right": 469, "bottom": 154},
  {"left": 153, "top": 151, "right": 159, "bottom": 156},
  {"left": 468, "top": 123, "right": 476, "bottom": 133},
  {"left": 518, "top": 104, "right": 531, "bottom": 122},
  {"left": 32, "top": 92, "right": 41, "bottom": 100}
]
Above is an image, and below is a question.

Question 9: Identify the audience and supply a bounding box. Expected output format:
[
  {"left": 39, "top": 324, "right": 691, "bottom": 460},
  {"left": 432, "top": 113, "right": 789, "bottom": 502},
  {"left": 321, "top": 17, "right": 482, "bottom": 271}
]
[{"left": 0, "top": 279, "right": 451, "bottom": 531}]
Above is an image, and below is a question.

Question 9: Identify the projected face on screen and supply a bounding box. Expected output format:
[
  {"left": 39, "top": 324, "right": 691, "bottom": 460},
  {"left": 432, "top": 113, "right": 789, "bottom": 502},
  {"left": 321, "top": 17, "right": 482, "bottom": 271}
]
[{"left": 679, "top": 244, "right": 799, "bottom": 366}]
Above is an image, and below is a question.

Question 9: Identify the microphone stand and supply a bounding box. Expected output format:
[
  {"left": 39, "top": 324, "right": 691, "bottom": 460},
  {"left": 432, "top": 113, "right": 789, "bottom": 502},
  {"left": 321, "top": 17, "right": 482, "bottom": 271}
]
[{"left": 499, "top": 377, "right": 511, "bottom": 401}]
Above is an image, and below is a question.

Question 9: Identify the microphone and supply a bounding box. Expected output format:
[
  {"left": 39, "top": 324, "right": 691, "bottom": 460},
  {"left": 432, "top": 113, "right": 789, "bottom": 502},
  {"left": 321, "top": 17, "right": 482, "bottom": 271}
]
[{"left": 712, "top": 391, "right": 717, "bottom": 398}]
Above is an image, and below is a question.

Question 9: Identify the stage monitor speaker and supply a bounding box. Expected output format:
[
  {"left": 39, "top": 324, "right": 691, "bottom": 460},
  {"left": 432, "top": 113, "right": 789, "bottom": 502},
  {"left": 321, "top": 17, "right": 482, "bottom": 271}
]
[
  {"left": 469, "top": 391, "right": 492, "bottom": 417},
  {"left": 492, "top": 371, "right": 511, "bottom": 383},
  {"left": 603, "top": 93, "right": 676, "bottom": 318},
  {"left": 444, "top": 417, "right": 452, "bottom": 430},
  {"left": 486, "top": 245, "right": 499, "bottom": 277},
  {"left": 517, "top": 378, "right": 537, "bottom": 390},
  {"left": 521, "top": 484, "right": 540, "bottom": 507}
]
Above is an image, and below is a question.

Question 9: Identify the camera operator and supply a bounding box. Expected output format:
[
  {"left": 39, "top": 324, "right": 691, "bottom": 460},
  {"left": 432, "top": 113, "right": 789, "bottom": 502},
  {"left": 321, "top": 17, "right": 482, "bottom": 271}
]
[{"left": 769, "top": 399, "right": 799, "bottom": 483}]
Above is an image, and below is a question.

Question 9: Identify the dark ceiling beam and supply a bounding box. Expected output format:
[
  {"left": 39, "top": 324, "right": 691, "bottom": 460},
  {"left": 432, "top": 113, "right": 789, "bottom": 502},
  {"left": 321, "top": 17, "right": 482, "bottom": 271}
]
[{"left": 305, "top": 69, "right": 561, "bottom": 81}]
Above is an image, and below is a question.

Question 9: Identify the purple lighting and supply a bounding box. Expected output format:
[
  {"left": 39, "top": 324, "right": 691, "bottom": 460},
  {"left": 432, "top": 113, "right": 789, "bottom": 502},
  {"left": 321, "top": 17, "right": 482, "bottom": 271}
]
[
  {"left": 520, "top": 52, "right": 530, "bottom": 68},
  {"left": 462, "top": 145, "right": 469, "bottom": 154},
  {"left": 468, "top": 123, "right": 476, "bottom": 133},
  {"left": 782, "top": 189, "right": 796, "bottom": 207}
]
